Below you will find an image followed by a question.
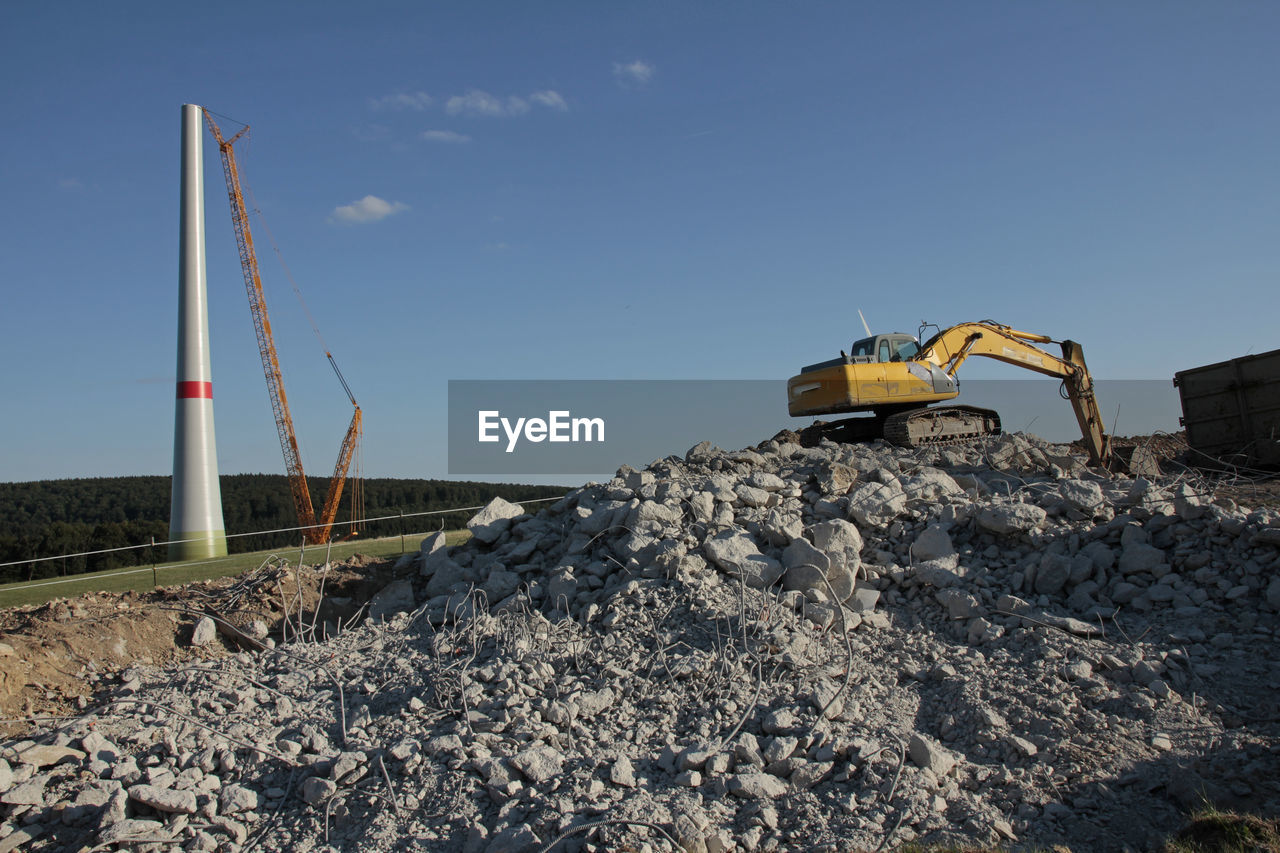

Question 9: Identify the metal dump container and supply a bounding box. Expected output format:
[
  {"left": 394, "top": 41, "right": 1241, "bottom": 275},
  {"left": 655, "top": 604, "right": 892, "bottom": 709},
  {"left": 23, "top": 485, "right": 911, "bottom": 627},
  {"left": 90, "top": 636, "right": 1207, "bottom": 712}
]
[{"left": 1174, "top": 348, "right": 1280, "bottom": 468}]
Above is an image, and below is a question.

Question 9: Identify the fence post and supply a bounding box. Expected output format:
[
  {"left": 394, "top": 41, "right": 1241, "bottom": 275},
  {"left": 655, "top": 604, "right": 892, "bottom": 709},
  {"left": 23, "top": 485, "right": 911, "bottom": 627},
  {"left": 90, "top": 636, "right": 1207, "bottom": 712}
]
[
  {"left": 399, "top": 510, "right": 405, "bottom": 554},
  {"left": 150, "top": 537, "right": 158, "bottom": 588},
  {"left": 298, "top": 538, "right": 306, "bottom": 571}
]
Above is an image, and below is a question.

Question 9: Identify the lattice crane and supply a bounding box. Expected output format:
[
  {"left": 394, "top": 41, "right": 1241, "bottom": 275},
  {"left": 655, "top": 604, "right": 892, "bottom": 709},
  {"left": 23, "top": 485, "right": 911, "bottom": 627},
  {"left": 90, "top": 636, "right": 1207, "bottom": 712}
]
[{"left": 203, "top": 110, "right": 363, "bottom": 544}]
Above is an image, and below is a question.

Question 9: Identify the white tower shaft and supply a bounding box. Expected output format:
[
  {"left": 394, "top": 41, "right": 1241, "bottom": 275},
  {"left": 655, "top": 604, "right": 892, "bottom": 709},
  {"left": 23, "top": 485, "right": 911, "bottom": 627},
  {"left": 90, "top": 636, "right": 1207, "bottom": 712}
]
[{"left": 169, "top": 103, "right": 228, "bottom": 560}]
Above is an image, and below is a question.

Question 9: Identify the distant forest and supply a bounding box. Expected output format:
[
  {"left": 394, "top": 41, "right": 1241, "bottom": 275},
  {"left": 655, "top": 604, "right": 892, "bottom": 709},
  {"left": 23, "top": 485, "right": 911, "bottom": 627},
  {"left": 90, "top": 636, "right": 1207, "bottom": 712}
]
[{"left": 0, "top": 475, "right": 567, "bottom": 583}]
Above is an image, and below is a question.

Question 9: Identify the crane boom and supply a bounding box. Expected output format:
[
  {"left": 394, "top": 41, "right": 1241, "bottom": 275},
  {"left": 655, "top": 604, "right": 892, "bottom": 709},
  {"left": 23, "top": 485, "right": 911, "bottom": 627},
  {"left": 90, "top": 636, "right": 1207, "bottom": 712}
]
[{"left": 203, "top": 110, "right": 362, "bottom": 544}]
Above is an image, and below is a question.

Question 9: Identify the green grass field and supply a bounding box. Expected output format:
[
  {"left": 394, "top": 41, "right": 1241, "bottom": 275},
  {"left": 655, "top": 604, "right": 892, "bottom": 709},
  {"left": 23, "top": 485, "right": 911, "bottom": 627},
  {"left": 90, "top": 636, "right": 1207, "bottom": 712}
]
[{"left": 0, "top": 529, "right": 471, "bottom": 610}]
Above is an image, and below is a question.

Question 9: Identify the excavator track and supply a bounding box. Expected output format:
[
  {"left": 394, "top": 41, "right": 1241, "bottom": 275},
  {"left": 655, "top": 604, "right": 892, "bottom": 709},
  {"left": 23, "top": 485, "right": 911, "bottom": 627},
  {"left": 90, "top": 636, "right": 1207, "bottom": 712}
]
[
  {"left": 797, "top": 405, "right": 1003, "bottom": 449},
  {"left": 883, "top": 405, "right": 1002, "bottom": 448}
]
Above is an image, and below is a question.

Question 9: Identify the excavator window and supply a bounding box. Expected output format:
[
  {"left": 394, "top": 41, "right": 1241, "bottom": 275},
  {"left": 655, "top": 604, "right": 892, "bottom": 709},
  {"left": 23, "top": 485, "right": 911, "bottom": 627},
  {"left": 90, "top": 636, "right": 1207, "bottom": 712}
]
[
  {"left": 849, "top": 337, "right": 875, "bottom": 358},
  {"left": 896, "top": 340, "right": 920, "bottom": 361},
  {"left": 878, "top": 340, "right": 891, "bottom": 362}
]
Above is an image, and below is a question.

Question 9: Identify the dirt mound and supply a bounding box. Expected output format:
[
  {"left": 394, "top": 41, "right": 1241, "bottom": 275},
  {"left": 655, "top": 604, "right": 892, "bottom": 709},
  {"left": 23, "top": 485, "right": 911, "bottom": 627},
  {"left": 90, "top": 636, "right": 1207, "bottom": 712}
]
[
  {"left": 1081, "top": 430, "right": 1280, "bottom": 510},
  {"left": 0, "top": 554, "right": 398, "bottom": 726}
]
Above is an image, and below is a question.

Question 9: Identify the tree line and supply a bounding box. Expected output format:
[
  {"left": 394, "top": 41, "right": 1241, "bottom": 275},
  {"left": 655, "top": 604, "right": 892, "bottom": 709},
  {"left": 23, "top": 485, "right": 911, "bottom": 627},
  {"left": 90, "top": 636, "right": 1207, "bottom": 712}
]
[{"left": 0, "top": 475, "right": 567, "bottom": 583}]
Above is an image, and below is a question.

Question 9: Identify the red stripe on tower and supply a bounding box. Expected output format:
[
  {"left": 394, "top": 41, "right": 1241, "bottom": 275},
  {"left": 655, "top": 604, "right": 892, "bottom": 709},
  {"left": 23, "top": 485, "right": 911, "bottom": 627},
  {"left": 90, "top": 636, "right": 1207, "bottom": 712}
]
[{"left": 177, "top": 381, "right": 213, "bottom": 399}]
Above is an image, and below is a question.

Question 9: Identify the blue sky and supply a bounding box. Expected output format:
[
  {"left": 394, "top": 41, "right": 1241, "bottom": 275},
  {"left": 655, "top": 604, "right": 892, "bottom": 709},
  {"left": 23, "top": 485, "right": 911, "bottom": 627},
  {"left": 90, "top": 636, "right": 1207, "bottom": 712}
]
[{"left": 2, "top": 1, "right": 1277, "bottom": 483}]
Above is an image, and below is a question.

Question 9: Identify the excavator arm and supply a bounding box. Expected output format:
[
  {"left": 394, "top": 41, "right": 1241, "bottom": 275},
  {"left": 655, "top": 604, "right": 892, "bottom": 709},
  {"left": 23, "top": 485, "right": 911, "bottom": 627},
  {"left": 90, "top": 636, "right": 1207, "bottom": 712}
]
[{"left": 915, "top": 321, "right": 1112, "bottom": 467}]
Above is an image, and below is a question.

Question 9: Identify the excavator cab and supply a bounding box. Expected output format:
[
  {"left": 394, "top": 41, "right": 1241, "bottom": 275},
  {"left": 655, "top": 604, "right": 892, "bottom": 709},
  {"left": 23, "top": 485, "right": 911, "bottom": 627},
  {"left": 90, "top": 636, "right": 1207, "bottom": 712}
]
[
  {"left": 845, "top": 333, "right": 920, "bottom": 364},
  {"left": 801, "top": 333, "right": 923, "bottom": 374}
]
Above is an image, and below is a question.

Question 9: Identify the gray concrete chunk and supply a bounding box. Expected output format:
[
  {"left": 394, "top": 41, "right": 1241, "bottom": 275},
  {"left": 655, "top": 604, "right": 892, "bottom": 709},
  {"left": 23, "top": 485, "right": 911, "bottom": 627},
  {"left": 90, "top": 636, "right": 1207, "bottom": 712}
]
[
  {"left": 468, "top": 497, "right": 525, "bottom": 544},
  {"left": 191, "top": 616, "right": 217, "bottom": 646},
  {"left": 977, "top": 503, "right": 1046, "bottom": 535},
  {"left": 1060, "top": 479, "right": 1105, "bottom": 511},
  {"left": 912, "top": 524, "right": 955, "bottom": 562},
  {"left": 2, "top": 776, "right": 48, "bottom": 806},
  {"left": 219, "top": 783, "right": 260, "bottom": 814},
  {"left": 128, "top": 784, "right": 197, "bottom": 815},
  {"left": 1119, "top": 543, "right": 1167, "bottom": 576},
  {"left": 302, "top": 777, "right": 337, "bottom": 805},
  {"left": 728, "top": 773, "right": 789, "bottom": 799},
  {"left": 703, "top": 529, "right": 783, "bottom": 588},
  {"left": 510, "top": 745, "right": 563, "bottom": 784},
  {"left": 908, "top": 733, "right": 956, "bottom": 776},
  {"left": 847, "top": 480, "right": 908, "bottom": 527},
  {"left": 368, "top": 579, "right": 416, "bottom": 621}
]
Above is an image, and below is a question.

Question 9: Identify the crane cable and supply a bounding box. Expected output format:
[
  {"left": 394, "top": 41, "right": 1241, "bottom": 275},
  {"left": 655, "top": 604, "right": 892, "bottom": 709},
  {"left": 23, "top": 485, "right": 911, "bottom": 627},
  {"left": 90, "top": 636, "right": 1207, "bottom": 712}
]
[
  {"left": 238, "top": 151, "right": 359, "bottom": 408},
  {"left": 227, "top": 129, "right": 364, "bottom": 536}
]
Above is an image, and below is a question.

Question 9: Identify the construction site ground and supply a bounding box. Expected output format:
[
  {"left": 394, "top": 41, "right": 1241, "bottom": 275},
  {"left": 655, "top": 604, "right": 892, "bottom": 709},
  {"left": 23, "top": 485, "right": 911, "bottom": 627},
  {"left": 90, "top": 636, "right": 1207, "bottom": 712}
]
[
  {"left": 0, "top": 430, "right": 1277, "bottom": 852},
  {"left": 3, "top": 433, "right": 1269, "bottom": 730}
]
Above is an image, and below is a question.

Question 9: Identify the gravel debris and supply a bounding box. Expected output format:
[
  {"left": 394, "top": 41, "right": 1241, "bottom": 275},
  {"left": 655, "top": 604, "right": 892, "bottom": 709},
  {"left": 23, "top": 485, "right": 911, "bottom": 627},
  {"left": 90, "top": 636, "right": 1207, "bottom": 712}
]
[{"left": 2, "top": 431, "right": 1278, "bottom": 851}]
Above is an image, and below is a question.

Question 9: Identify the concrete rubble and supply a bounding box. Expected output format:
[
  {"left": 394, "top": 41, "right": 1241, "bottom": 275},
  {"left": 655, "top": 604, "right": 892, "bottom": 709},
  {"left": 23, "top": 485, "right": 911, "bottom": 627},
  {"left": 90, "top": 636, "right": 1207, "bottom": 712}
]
[{"left": 3, "top": 431, "right": 1279, "bottom": 851}]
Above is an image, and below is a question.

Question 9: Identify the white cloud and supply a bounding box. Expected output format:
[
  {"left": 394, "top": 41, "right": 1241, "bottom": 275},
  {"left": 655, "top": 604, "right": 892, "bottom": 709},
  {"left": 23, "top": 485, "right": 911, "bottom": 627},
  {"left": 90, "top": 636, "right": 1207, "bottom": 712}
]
[
  {"left": 353, "top": 124, "right": 392, "bottom": 142},
  {"left": 613, "top": 60, "right": 654, "bottom": 86},
  {"left": 330, "top": 195, "right": 409, "bottom": 224},
  {"left": 445, "top": 88, "right": 567, "bottom": 117},
  {"left": 446, "top": 90, "right": 528, "bottom": 117},
  {"left": 421, "top": 130, "right": 472, "bottom": 143},
  {"left": 370, "top": 91, "right": 433, "bottom": 111},
  {"left": 529, "top": 90, "right": 568, "bottom": 111}
]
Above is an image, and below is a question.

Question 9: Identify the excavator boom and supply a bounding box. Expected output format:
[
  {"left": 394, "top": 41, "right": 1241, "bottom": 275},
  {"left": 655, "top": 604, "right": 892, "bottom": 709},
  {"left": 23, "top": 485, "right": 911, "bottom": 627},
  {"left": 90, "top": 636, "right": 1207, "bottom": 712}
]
[
  {"left": 203, "top": 110, "right": 362, "bottom": 543},
  {"left": 914, "top": 322, "right": 1110, "bottom": 466}
]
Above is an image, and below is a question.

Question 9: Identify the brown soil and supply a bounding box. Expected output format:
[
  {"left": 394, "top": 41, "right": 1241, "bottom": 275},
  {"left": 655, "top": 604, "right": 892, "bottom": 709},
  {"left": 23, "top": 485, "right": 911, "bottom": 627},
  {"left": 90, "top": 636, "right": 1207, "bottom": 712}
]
[
  {"left": 1105, "top": 431, "right": 1195, "bottom": 463},
  {"left": 0, "top": 553, "right": 401, "bottom": 733},
  {"left": 1214, "top": 478, "right": 1280, "bottom": 512},
  {"left": 1079, "top": 431, "right": 1280, "bottom": 510}
]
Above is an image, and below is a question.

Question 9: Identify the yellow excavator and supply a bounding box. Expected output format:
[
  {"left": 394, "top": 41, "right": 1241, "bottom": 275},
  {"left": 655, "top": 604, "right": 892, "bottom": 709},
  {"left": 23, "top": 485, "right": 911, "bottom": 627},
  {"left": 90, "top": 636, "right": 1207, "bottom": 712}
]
[{"left": 787, "top": 320, "right": 1113, "bottom": 468}]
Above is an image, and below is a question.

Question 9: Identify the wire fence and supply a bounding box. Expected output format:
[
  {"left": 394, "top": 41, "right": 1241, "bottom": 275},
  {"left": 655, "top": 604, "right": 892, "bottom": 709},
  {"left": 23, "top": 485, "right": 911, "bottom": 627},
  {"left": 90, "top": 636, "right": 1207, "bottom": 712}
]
[{"left": 0, "top": 494, "right": 568, "bottom": 593}]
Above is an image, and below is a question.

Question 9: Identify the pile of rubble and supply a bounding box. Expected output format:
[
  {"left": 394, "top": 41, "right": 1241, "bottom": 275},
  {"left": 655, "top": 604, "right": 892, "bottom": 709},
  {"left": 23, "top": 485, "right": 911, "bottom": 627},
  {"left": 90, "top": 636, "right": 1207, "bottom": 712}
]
[{"left": 3, "top": 432, "right": 1279, "bottom": 852}]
